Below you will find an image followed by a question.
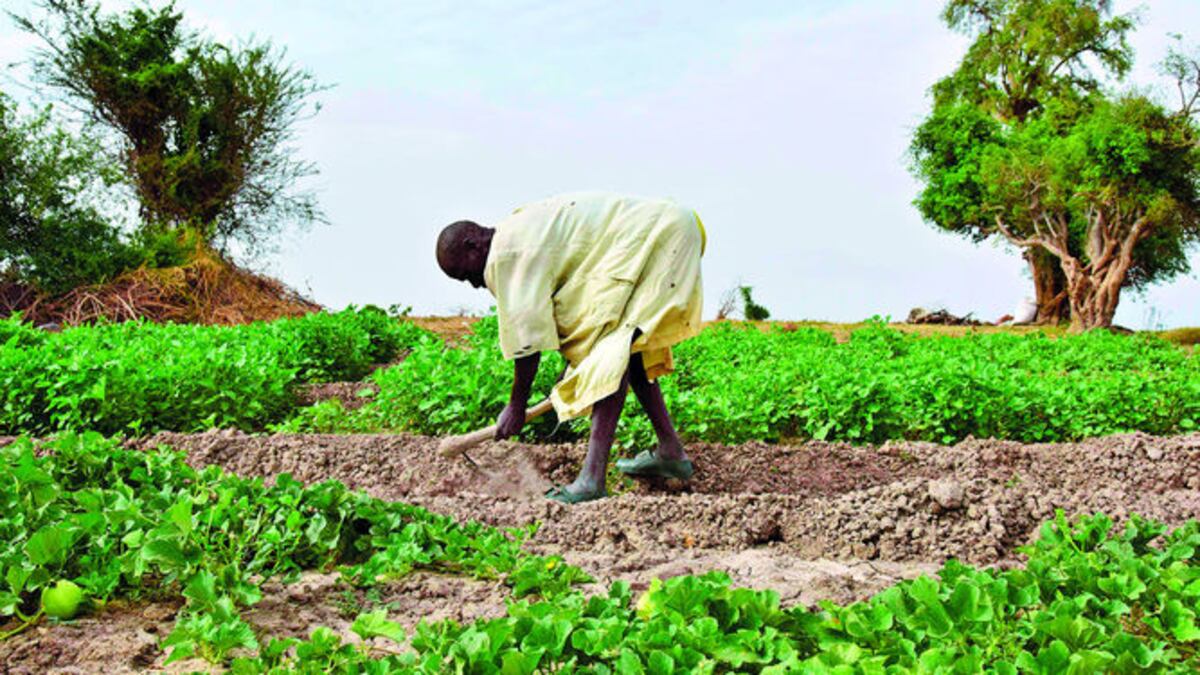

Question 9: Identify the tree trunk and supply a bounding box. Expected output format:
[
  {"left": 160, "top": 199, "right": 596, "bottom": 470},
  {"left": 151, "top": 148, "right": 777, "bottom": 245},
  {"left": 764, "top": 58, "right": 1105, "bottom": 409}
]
[
  {"left": 1062, "top": 255, "right": 1129, "bottom": 332},
  {"left": 1026, "top": 249, "right": 1069, "bottom": 324}
]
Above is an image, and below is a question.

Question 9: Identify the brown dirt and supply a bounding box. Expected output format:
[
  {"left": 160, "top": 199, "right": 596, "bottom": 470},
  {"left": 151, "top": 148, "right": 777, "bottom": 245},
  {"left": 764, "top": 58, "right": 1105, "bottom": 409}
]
[
  {"left": 295, "top": 381, "right": 380, "bottom": 410},
  {"left": 137, "top": 430, "right": 1200, "bottom": 566},
  {"left": 407, "top": 315, "right": 479, "bottom": 344},
  {"left": 6, "top": 431, "right": 1197, "bottom": 672}
]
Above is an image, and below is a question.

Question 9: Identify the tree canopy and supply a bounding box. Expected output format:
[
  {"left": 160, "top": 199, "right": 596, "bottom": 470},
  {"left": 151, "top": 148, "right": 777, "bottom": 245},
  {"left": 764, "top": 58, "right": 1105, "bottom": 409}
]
[
  {"left": 13, "top": 0, "right": 327, "bottom": 258},
  {"left": 934, "top": 0, "right": 1136, "bottom": 123},
  {"left": 911, "top": 1, "right": 1200, "bottom": 328}
]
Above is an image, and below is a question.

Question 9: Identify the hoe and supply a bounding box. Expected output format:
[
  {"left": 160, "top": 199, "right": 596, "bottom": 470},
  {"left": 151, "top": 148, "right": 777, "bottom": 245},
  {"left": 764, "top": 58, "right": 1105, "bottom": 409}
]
[{"left": 437, "top": 398, "right": 554, "bottom": 467}]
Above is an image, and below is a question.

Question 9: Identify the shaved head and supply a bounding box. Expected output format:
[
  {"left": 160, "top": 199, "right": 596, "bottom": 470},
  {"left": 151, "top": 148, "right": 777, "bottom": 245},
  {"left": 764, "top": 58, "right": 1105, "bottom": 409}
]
[{"left": 436, "top": 220, "right": 494, "bottom": 289}]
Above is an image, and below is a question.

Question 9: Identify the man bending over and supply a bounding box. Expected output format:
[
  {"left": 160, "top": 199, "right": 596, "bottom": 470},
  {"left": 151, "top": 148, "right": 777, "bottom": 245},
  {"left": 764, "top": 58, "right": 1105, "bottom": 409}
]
[{"left": 436, "top": 192, "right": 706, "bottom": 504}]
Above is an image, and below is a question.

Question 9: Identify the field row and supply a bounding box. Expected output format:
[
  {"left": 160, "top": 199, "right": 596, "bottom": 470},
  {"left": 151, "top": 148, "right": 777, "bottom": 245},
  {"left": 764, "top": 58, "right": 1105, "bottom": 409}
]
[
  {"left": 3, "top": 313, "right": 1198, "bottom": 443},
  {"left": 295, "top": 316, "right": 1200, "bottom": 445},
  {"left": 1, "top": 434, "right": 1197, "bottom": 672},
  {"left": 0, "top": 308, "right": 427, "bottom": 434}
]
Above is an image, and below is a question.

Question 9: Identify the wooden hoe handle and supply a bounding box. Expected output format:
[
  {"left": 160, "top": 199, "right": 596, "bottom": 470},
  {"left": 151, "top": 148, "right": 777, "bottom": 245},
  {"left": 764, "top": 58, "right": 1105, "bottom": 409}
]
[{"left": 437, "top": 398, "right": 555, "bottom": 458}]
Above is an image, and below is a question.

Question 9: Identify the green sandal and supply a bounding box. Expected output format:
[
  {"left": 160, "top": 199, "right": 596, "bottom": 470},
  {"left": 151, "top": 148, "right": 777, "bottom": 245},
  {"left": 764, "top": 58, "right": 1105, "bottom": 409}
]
[
  {"left": 615, "top": 450, "right": 695, "bottom": 480},
  {"left": 545, "top": 484, "right": 606, "bottom": 504}
]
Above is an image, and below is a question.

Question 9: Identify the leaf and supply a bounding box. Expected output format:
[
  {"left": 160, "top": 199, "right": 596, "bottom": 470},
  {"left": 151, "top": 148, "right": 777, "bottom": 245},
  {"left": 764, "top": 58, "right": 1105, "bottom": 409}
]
[
  {"left": 25, "top": 525, "right": 76, "bottom": 566},
  {"left": 615, "top": 649, "right": 645, "bottom": 675},
  {"left": 351, "top": 609, "right": 406, "bottom": 643},
  {"left": 141, "top": 537, "right": 190, "bottom": 570},
  {"left": 167, "top": 497, "right": 194, "bottom": 536}
]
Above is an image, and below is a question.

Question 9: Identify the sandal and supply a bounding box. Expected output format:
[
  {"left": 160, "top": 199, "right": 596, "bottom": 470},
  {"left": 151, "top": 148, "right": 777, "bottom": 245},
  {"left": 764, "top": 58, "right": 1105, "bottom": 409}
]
[
  {"left": 615, "top": 450, "right": 694, "bottom": 480},
  {"left": 545, "top": 484, "right": 606, "bottom": 504}
]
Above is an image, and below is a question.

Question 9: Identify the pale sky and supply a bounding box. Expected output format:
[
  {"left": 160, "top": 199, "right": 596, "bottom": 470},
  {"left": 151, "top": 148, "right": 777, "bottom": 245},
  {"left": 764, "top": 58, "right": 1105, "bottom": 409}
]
[{"left": 3, "top": 1, "right": 1199, "bottom": 327}]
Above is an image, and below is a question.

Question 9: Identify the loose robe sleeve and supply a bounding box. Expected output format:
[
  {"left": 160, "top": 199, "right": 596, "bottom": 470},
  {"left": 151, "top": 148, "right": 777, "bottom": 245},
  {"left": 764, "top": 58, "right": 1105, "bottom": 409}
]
[{"left": 488, "top": 250, "right": 560, "bottom": 360}]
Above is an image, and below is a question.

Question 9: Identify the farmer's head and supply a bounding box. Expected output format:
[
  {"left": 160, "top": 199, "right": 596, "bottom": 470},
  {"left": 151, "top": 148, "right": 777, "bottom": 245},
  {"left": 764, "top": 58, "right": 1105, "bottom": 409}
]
[{"left": 436, "top": 220, "right": 493, "bottom": 289}]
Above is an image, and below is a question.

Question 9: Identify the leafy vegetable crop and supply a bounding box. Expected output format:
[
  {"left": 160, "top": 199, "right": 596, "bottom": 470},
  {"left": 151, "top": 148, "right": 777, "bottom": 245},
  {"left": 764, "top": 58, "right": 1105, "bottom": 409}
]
[
  {"left": 291, "top": 316, "right": 1200, "bottom": 445},
  {"left": 0, "top": 433, "right": 584, "bottom": 663},
  {"left": 0, "top": 307, "right": 431, "bottom": 435},
  {"left": 232, "top": 512, "right": 1200, "bottom": 673},
  {"left": 2, "top": 434, "right": 1195, "bottom": 671}
]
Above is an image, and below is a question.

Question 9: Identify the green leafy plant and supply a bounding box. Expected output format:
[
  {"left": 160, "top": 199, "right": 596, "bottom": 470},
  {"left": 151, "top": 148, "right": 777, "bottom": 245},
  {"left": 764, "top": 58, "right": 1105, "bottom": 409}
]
[
  {"left": 0, "top": 308, "right": 433, "bottom": 435},
  {"left": 292, "top": 315, "right": 1200, "bottom": 446},
  {"left": 0, "top": 433, "right": 588, "bottom": 663},
  {"left": 228, "top": 512, "right": 1199, "bottom": 672}
]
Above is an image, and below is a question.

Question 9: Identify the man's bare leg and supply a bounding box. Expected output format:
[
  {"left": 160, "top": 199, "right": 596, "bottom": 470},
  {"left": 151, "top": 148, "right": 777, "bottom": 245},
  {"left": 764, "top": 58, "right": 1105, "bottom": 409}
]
[
  {"left": 563, "top": 370, "right": 630, "bottom": 497},
  {"left": 628, "top": 352, "right": 688, "bottom": 461}
]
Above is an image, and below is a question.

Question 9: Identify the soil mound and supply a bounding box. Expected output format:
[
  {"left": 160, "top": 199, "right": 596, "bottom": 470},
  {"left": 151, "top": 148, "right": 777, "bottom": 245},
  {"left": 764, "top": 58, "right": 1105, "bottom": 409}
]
[
  {"left": 139, "top": 430, "right": 1200, "bottom": 566},
  {"left": 1, "top": 248, "right": 319, "bottom": 326},
  {"left": 11, "top": 431, "right": 1196, "bottom": 672}
]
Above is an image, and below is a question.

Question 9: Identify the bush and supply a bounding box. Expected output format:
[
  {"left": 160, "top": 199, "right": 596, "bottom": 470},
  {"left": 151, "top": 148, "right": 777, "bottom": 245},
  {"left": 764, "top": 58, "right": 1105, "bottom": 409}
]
[
  {"left": 0, "top": 93, "right": 139, "bottom": 295},
  {"left": 368, "top": 315, "right": 566, "bottom": 437}
]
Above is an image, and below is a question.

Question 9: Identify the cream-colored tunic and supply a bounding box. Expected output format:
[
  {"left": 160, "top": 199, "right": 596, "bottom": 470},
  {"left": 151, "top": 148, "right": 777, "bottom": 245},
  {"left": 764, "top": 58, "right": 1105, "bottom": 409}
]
[{"left": 483, "top": 192, "right": 706, "bottom": 420}]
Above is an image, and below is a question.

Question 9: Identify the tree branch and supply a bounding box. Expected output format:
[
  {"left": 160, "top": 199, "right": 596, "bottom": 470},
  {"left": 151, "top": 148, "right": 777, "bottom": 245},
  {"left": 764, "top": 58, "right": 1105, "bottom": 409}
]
[{"left": 993, "top": 215, "right": 1071, "bottom": 261}]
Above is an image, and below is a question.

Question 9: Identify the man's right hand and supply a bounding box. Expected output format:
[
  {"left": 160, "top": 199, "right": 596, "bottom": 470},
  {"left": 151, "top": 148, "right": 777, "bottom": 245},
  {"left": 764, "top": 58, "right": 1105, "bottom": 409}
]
[{"left": 495, "top": 403, "right": 526, "bottom": 440}]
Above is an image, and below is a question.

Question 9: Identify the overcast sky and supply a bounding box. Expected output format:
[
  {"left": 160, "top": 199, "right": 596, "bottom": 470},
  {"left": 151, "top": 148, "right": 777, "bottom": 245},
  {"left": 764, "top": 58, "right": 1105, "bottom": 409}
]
[{"left": 4, "top": 1, "right": 1199, "bottom": 327}]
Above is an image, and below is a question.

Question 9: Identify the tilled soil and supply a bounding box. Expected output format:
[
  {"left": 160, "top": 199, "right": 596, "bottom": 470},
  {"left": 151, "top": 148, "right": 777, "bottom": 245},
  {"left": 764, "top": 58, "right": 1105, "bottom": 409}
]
[
  {"left": 5, "top": 431, "right": 1197, "bottom": 673},
  {"left": 140, "top": 430, "right": 1200, "bottom": 565}
]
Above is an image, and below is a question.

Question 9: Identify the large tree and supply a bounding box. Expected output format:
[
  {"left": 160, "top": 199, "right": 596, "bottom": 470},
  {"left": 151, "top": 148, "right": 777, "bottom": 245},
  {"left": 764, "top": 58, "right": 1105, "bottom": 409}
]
[
  {"left": 13, "top": 0, "right": 326, "bottom": 258},
  {"left": 916, "top": 0, "right": 1139, "bottom": 323},
  {"left": 916, "top": 58, "right": 1200, "bottom": 331},
  {"left": 985, "top": 95, "right": 1199, "bottom": 329}
]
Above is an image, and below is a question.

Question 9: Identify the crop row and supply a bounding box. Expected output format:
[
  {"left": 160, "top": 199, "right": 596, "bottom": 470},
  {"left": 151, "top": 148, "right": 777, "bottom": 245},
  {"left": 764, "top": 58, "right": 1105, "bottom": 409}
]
[
  {"left": 243, "top": 512, "right": 1200, "bottom": 673},
  {"left": 4, "top": 312, "right": 1197, "bottom": 444},
  {"left": 1, "top": 434, "right": 1196, "bottom": 672},
  {"left": 289, "top": 316, "right": 1200, "bottom": 445},
  {"left": 0, "top": 308, "right": 430, "bottom": 435},
  {"left": 0, "top": 433, "right": 585, "bottom": 663}
]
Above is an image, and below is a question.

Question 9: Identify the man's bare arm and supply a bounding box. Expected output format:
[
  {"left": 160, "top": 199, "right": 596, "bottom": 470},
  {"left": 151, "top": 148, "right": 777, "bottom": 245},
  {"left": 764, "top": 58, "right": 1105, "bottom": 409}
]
[{"left": 495, "top": 352, "right": 541, "bottom": 439}]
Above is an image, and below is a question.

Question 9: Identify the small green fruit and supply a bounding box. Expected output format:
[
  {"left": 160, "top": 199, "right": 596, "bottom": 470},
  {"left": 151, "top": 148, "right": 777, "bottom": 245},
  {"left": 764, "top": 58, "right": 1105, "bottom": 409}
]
[{"left": 41, "top": 580, "right": 84, "bottom": 619}]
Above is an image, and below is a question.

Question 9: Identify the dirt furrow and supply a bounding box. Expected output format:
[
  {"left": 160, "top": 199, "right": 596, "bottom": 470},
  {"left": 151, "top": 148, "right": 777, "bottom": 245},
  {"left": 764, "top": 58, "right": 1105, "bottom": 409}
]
[{"left": 138, "top": 430, "right": 1200, "bottom": 565}]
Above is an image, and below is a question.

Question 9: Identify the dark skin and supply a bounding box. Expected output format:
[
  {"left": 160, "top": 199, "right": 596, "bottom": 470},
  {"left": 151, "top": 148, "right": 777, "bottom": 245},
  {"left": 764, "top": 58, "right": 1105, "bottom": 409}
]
[{"left": 436, "top": 220, "right": 688, "bottom": 496}]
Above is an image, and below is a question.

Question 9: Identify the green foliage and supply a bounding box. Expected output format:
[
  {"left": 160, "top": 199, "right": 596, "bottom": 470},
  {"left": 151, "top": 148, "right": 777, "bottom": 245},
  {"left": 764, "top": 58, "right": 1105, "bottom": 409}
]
[
  {"left": 0, "top": 433, "right": 587, "bottom": 663},
  {"left": 14, "top": 0, "right": 326, "bottom": 256},
  {"left": 914, "top": 0, "right": 1138, "bottom": 239},
  {"left": 0, "top": 309, "right": 431, "bottom": 435},
  {"left": 912, "top": 1, "right": 1200, "bottom": 324},
  {"left": 365, "top": 316, "right": 568, "bottom": 438},
  {"left": 935, "top": 0, "right": 1136, "bottom": 123},
  {"left": 739, "top": 285, "right": 771, "bottom": 321},
  {"left": 0, "top": 91, "right": 138, "bottom": 295},
  {"left": 227, "top": 512, "right": 1200, "bottom": 672},
  {"left": 297, "top": 318, "right": 1200, "bottom": 445}
]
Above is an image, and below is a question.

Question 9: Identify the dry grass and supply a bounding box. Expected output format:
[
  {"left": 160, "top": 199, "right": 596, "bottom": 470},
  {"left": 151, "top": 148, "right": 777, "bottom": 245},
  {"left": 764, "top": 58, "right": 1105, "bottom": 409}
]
[
  {"left": 2, "top": 247, "right": 320, "bottom": 326},
  {"left": 1157, "top": 327, "right": 1200, "bottom": 347},
  {"left": 407, "top": 315, "right": 480, "bottom": 343},
  {"left": 714, "top": 319, "right": 1070, "bottom": 343}
]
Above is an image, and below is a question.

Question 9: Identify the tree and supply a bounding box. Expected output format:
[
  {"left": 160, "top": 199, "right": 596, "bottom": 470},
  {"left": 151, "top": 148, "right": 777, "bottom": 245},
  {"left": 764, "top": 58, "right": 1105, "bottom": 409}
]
[
  {"left": 973, "top": 92, "right": 1198, "bottom": 329},
  {"left": 12, "top": 0, "right": 326, "bottom": 258},
  {"left": 0, "top": 91, "right": 139, "bottom": 295},
  {"left": 916, "top": 0, "right": 1138, "bottom": 323}
]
